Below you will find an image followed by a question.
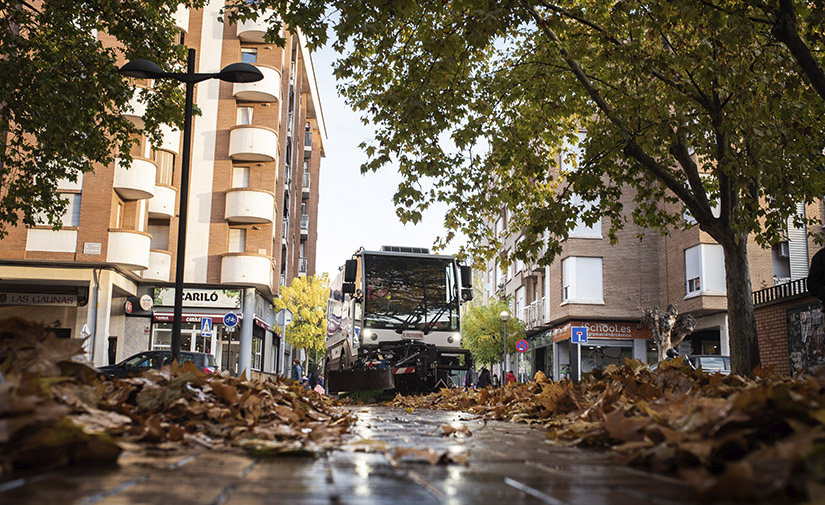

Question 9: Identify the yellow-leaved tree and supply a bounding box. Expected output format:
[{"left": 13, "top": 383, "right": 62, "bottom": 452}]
[{"left": 273, "top": 274, "right": 329, "bottom": 365}]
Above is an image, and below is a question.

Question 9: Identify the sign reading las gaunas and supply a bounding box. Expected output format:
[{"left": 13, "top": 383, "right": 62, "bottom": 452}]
[
  {"left": 0, "top": 292, "right": 77, "bottom": 306},
  {"left": 152, "top": 288, "right": 242, "bottom": 309}
]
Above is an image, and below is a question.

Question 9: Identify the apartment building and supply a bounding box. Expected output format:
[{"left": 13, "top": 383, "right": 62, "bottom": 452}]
[
  {"left": 482, "top": 135, "right": 815, "bottom": 381},
  {"left": 0, "top": 5, "right": 325, "bottom": 377}
]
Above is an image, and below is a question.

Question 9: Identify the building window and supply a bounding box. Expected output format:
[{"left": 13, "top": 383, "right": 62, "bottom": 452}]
[
  {"left": 232, "top": 166, "right": 250, "bottom": 188},
  {"left": 569, "top": 194, "right": 601, "bottom": 239},
  {"left": 34, "top": 192, "right": 82, "bottom": 227},
  {"left": 236, "top": 106, "right": 254, "bottom": 125},
  {"left": 241, "top": 47, "right": 257, "bottom": 64},
  {"left": 684, "top": 244, "right": 726, "bottom": 297},
  {"left": 60, "top": 193, "right": 82, "bottom": 227},
  {"left": 251, "top": 334, "right": 264, "bottom": 370},
  {"left": 152, "top": 149, "right": 175, "bottom": 185},
  {"left": 561, "top": 256, "right": 603, "bottom": 304},
  {"left": 229, "top": 228, "right": 246, "bottom": 253}
]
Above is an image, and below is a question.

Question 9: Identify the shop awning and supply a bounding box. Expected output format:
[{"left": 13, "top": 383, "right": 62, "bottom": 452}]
[{"left": 152, "top": 311, "right": 243, "bottom": 323}]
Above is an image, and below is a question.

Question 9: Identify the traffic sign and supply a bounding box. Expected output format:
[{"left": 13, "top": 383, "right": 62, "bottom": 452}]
[
  {"left": 275, "top": 308, "right": 293, "bottom": 327},
  {"left": 515, "top": 339, "right": 529, "bottom": 353},
  {"left": 201, "top": 317, "right": 213, "bottom": 337},
  {"left": 571, "top": 326, "right": 588, "bottom": 344},
  {"left": 223, "top": 312, "right": 239, "bottom": 328}
]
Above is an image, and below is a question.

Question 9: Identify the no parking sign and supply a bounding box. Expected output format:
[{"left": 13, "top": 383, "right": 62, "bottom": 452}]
[{"left": 516, "top": 339, "right": 529, "bottom": 353}]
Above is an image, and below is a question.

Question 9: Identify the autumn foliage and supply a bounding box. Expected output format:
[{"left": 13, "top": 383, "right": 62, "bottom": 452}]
[
  {"left": 390, "top": 360, "right": 825, "bottom": 501},
  {"left": 0, "top": 319, "right": 354, "bottom": 476}
]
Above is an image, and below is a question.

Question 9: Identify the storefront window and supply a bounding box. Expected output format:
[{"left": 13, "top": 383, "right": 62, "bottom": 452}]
[{"left": 252, "top": 334, "right": 264, "bottom": 370}]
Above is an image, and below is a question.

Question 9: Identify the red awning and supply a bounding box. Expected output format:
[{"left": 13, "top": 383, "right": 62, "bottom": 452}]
[{"left": 152, "top": 311, "right": 243, "bottom": 324}]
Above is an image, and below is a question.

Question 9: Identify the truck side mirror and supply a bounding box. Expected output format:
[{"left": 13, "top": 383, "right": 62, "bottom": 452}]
[
  {"left": 344, "top": 259, "right": 357, "bottom": 283},
  {"left": 460, "top": 265, "right": 473, "bottom": 301}
]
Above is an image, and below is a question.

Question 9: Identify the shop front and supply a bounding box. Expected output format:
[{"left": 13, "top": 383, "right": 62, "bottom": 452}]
[
  {"left": 145, "top": 286, "right": 280, "bottom": 377},
  {"left": 551, "top": 320, "right": 652, "bottom": 381}
]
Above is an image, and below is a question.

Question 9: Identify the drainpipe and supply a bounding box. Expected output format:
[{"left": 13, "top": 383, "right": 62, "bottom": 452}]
[{"left": 87, "top": 269, "right": 100, "bottom": 362}]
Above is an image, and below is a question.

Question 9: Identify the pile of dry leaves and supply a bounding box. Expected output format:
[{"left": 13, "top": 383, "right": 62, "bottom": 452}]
[
  {"left": 390, "top": 360, "right": 825, "bottom": 501},
  {"left": 0, "top": 319, "right": 354, "bottom": 476}
]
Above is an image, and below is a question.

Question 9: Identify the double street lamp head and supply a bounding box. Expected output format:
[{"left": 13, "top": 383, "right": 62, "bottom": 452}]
[{"left": 119, "top": 58, "right": 263, "bottom": 83}]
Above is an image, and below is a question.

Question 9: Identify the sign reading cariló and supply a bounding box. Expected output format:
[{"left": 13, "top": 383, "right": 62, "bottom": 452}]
[{"left": 153, "top": 288, "right": 242, "bottom": 308}]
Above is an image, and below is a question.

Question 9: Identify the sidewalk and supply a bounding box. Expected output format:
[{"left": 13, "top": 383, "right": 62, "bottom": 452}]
[{"left": 1, "top": 406, "right": 703, "bottom": 505}]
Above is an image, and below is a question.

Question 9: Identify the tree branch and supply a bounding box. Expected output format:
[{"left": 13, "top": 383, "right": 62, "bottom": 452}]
[{"left": 770, "top": 0, "right": 825, "bottom": 101}]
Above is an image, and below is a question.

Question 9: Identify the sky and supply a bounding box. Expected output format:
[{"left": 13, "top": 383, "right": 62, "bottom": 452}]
[{"left": 311, "top": 45, "right": 464, "bottom": 279}]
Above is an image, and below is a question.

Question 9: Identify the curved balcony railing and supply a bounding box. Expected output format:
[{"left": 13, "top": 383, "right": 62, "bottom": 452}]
[
  {"left": 228, "top": 125, "right": 278, "bottom": 162},
  {"left": 113, "top": 157, "right": 156, "bottom": 200},
  {"left": 148, "top": 184, "right": 177, "bottom": 219},
  {"left": 143, "top": 249, "right": 172, "bottom": 281},
  {"left": 236, "top": 12, "right": 278, "bottom": 43},
  {"left": 123, "top": 88, "right": 148, "bottom": 128},
  {"left": 233, "top": 66, "right": 281, "bottom": 102},
  {"left": 107, "top": 229, "right": 151, "bottom": 271},
  {"left": 156, "top": 123, "right": 181, "bottom": 154},
  {"left": 225, "top": 188, "right": 275, "bottom": 224},
  {"left": 172, "top": 5, "right": 189, "bottom": 33},
  {"left": 221, "top": 253, "right": 273, "bottom": 292}
]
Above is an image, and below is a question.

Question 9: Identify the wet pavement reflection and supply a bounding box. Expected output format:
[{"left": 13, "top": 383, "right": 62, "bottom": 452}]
[{"left": 1, "top": 405, "right": 704, "bottom": 505}]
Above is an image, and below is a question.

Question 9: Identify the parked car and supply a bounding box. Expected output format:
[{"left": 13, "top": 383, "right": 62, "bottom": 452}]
[
  {"left": 97, "top": 350, "right": 218, "bottom": 379},
  {"left": 688, "top": 354, "right": 731, "bottom": 375}
]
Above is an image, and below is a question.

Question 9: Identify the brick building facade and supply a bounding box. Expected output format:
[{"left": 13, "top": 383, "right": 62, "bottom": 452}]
[{"left": 0, "top": 5, "right": 325, "bottom": 377}]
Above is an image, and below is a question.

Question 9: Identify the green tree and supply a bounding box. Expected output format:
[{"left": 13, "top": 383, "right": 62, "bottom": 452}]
[
  {"left": 273, "top": 274, "right": 329, "bottom": 355},
  {"left": 461, "top": 298, "right": 526, "bottom": 367},
  {"left": 0, "top": 0, "right": 194, "bottom": 236},
  {"left": 229, "top": 0, "right": 825, "bottom": 376}
]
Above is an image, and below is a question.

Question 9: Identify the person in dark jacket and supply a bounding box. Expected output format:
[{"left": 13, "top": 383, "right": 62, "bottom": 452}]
[
  {"left": 476, "top": 366, "right": 492, "bottom": 388},
  {"left": 307, "top": 364, "right": 319, "bottom": 389},
  {"left": 809, "top": 248, "right": 825, "bottom": 306}
]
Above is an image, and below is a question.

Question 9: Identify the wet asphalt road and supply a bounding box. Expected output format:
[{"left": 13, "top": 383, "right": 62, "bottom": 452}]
[{"left": 1, "top": 405, "right": 705, "bottom": 505}]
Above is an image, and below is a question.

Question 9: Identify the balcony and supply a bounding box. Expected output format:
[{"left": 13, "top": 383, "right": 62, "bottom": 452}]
[
  {"left": 123, "top": 89, "right": 148, "bottom": 128},
  {"left": 157, "top": 123, "right": 181, "bottom": 154},
  {"left": 113, "top": 157, "right": 156, "bottom": 200},
  {"left": 233, "top": 66, "right": 281, "bottom": 102},
  {"left": 107, "top": 229, "right": 151, "bottom": 271},
  {"left": 221, "top": 253, "right": 273, "bottom": 291},
  {"left": 143, "top": 250, "right": 172, "bottom": 281},
  {"left": 526, "top": 297, "right": 548, "bottom": 331},
  {"left": 148, "top": 184, "right": 177, "bottom": 219},
  {"left": 225, "top": 188, "right": 275, "bottom": 224},
  {"left": 228, "top": 125, "right": 278, "bottom": 162},
  {"left": 302, "top": 173, "right": 310, "bottom": 199},
  {"left": 172, "top": 4, "right": 189, "bottom": 33},
  {"left": 236, "top": 11, "right": 278, "bottom": 43},
  {"left": 300, "top": 214, "right": 309, "bottom": 237}
]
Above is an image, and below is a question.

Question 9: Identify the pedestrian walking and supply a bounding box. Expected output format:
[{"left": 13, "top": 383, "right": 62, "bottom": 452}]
[
  {"left": 307, "top": 364, "right": 319, "bottom": 389},
  {"left": 476, "top": 366, "right": 492, "bottom": 388},
  {"left": 292, "top": 358, "right": 303, "bottom": 382},
  {"left": 505, "top": 370, "right": 516, "bottom": 384},
  {"left": 492, "top": 374, "right": 500, "bottom": 387}
]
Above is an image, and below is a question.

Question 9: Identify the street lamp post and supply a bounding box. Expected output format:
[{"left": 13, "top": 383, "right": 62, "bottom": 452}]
[
  {"left": 119, "top": 49, "right": 262, "bottom": 362},
  {"left": 500, "top": 310, "right": 510, "bottom": 384}
]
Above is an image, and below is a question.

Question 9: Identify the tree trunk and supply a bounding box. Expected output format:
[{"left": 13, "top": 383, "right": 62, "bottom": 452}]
[{"left": 721, "top": 235, "right": 761, "bottom": 375}]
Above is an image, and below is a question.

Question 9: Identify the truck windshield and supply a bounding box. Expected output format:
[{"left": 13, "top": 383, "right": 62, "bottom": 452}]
[{"left": 363, "top": 254, "right": 459, "bottom": 332}]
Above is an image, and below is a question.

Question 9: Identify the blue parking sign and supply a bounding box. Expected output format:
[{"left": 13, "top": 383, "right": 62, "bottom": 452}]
[
  {"left": 201, "top": 317, "right": 212, "bottom": 337},
  {"left": 571, "top": 326, "right": 587, "bottom": 344}
]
